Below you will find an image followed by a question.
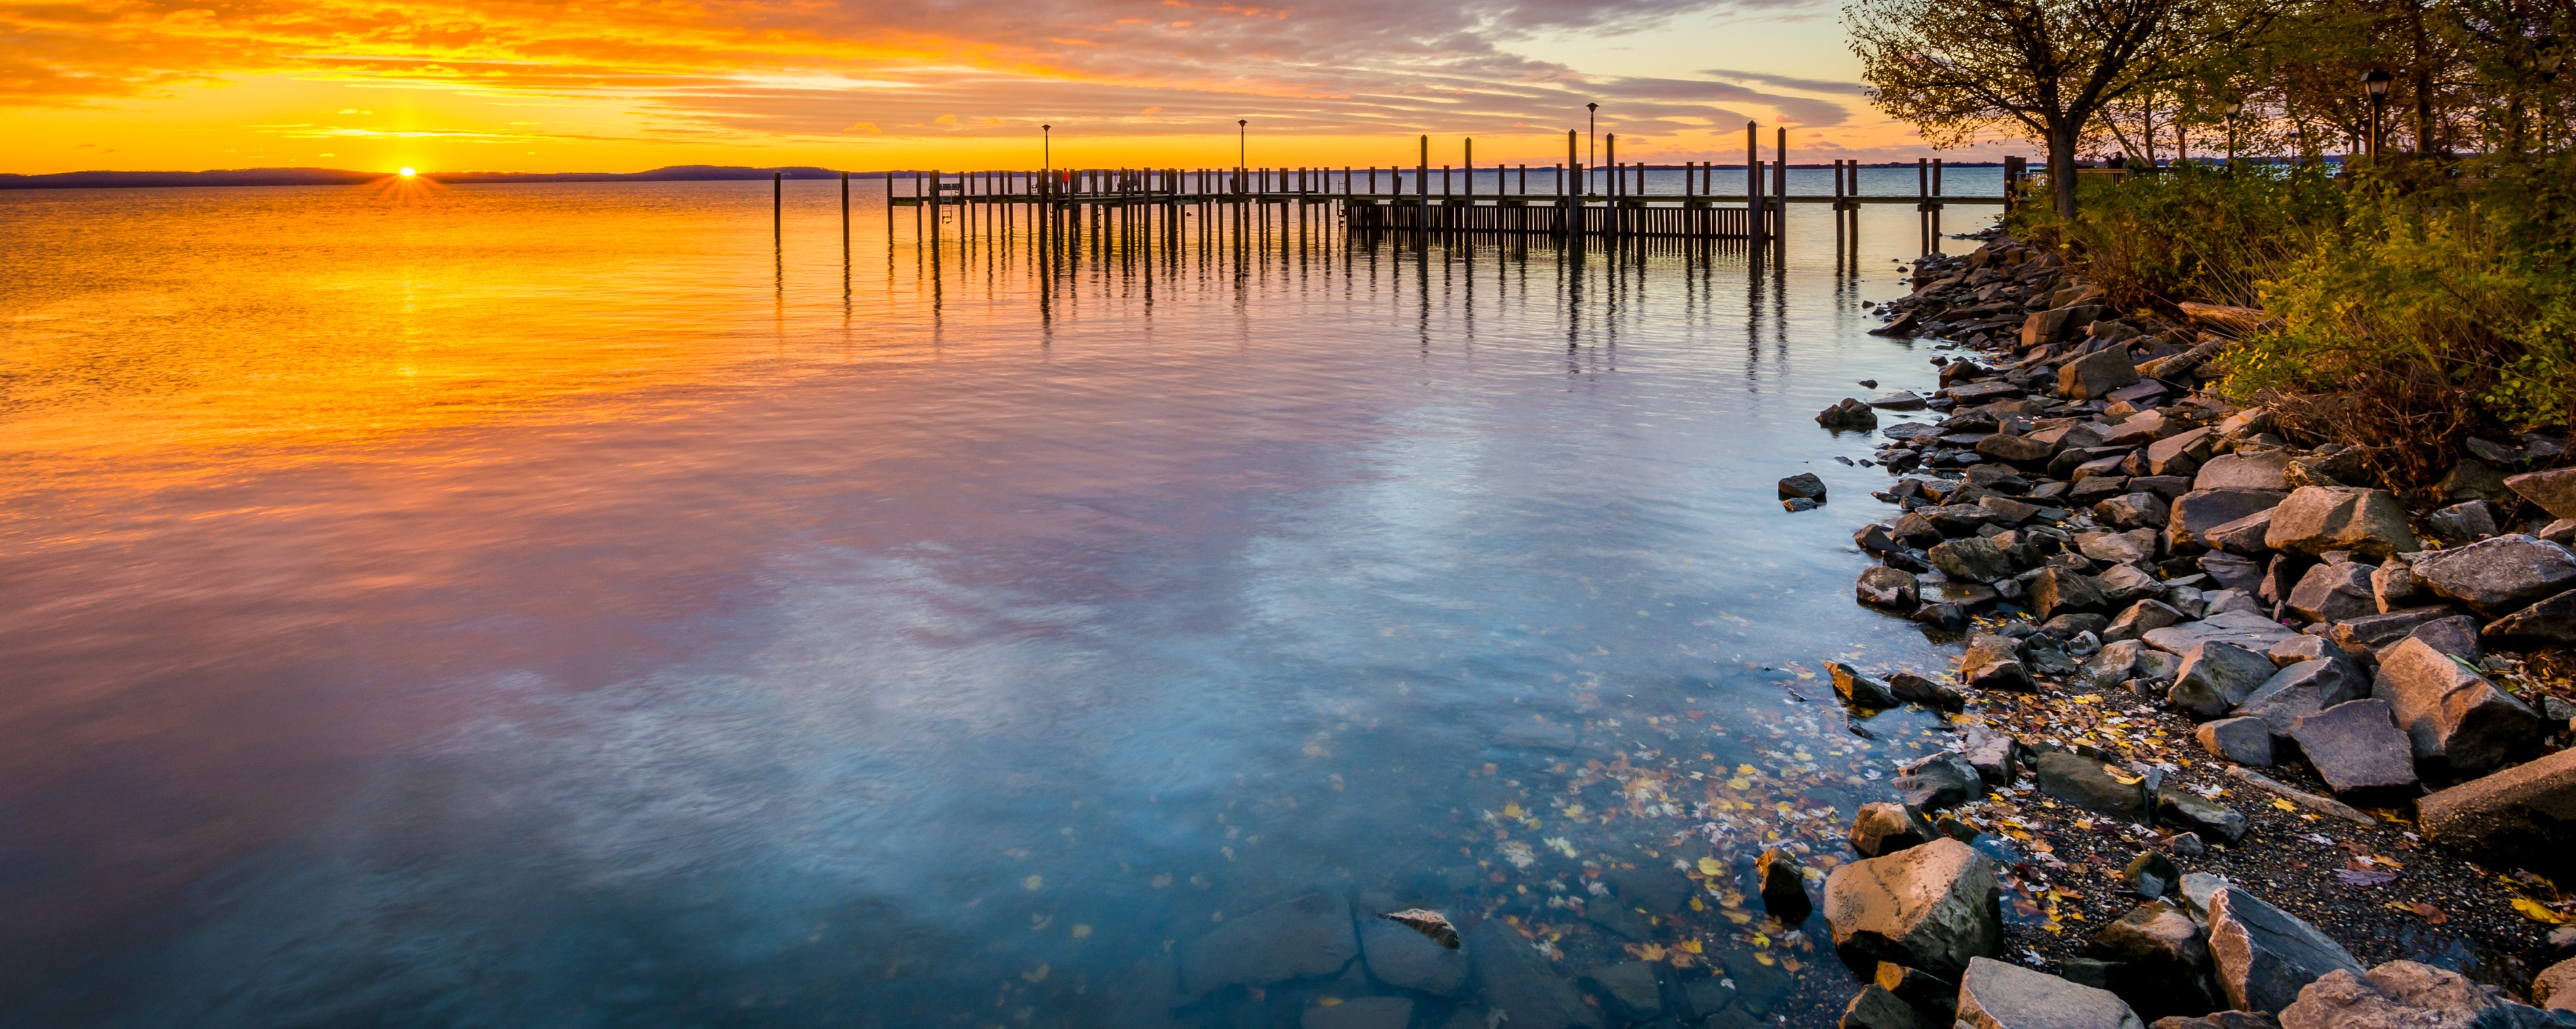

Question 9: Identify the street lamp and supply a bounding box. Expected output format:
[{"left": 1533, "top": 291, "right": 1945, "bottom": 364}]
[
  {"left": 1042, "top": 123, "right": 1051, "bottom": 174},
  {"left": 2222, "top": 95, "right": 2244, "bottom": 169},
  {"left": 1586, "top": 102, "right": 1599, "bottom": 195},
  {"left": 2362, "top": 69, "right": 2392, "bottom": 158}
]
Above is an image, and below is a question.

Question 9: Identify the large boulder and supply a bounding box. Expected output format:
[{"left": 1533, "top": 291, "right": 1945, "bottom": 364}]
[
  {"left": 2204, "top": 886, "right": 2363, "bottom": 1014},
  {"left": 2508, "top": 467, "right": 2576, "bottom": 521},
  {"left": 2408, "top": 534, "right": 2576, "bottom": 617},
  {"left": 2490, "top": 590, "right": 2576, "bottom": 645},
  {"left": 2372, "top": 637, "right": 2542, "bottom": 775},
  {"left": 2284, "top": 562, "right": 2377, "bottom": 624},
  {"left": 2169, "top": 641, "right": 2282, "bottom": 719},
  {"left": 1860, "top": 567, "right": 1924, "bottom": 609},
  {"left": 2286, "top": 700, "right": 2418, "bottom": 801},
  {"left": 2107, "top": 600, "right": 2189, "bottom": 643},
  {"left": 1956, "top": 956, "right": 2148, "bottom": 1029},
  {"left": 1466, "top": 918, "right": 1604, "bottom": 1029},
  {"left": 1843, "top": 983, "right": 1945, "bottom": 1029},
  {"left": 1831, "top": 662, "right": 1903, "bottom": 710},
  {"left": 2417, "top": 746, "right": 2576, "bottom": 881},
  {"left": 2032, "top": 568, "right": 2113, "bottom": 621},
  {"left": 1302, "top": 996, "right": 1412, "bottom": 1029},
  {"left": 1758, "top": 849, "right": 1814, "bottom": 924},
  {"left": 2061, "top": 346, "right": 2144, "bottom": 400},
  {"left": 1360, "top": 914, "right": 1469, "bottom": 997},
  {"left": 1963, "top": 634, "right": 2036, "bottom": 691},
  {"left": 1823, "top": 837, "right": 2002, "bottom": 979},
  {"left": 2194, "top": 717, "right": 2274, "bottom": 767},
  {"left": 1182, "top": 892, "right": 1360, "bottom": 994},
  {"left": 2278, "top": 960, "right": 2567, "bottom": 1028},
  {"left": 2263, "top": 487, "right": 2419, "bottom": 560},
  {"left": 1821, "top": 398, "right": 1882, "bottom": 429},
  {"left": 2168, "top": 489, "right": 2288, "bottom": 554},
  {"left": 2084, "top": 900, "right": 2226, "bottom": 1020}
]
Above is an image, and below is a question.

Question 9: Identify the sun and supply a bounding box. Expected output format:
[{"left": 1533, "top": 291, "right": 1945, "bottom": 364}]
[{"left": 398, "top": 167, "right": 417, "bottom": 178}]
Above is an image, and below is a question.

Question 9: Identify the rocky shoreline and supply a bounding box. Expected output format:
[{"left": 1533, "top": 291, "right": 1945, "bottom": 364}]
[
  {"left": 1131, "top": 232, "right": 2576, "bottom": 1029},
  {"left": 1795, "top": 227, "right": 2576, "bottom": 1027}
]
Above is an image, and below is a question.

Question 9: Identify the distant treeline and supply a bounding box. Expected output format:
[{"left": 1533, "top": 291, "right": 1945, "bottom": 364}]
[{"left": 0, "top": 161, "right": 2012, "bottom": 190}]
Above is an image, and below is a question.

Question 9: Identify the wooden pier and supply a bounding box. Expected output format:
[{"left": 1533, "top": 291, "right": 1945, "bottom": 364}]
[{"left": 851, "top": 123, "right": 2015, "bottom": 255}]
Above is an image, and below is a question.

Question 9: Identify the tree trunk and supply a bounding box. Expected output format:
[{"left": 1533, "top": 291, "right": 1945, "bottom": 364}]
[{"left": 2048, "top": 123, "right": 2081, "bottom": 218}]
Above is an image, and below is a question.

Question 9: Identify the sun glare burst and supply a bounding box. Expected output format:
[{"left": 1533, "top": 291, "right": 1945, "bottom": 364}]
[{"left": 398, "top": 167, "right": 417, "bottom": 178}]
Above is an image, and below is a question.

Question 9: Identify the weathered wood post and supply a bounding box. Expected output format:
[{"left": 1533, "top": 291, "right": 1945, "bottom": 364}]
[
  {"left": 1931, "top": 157, "right": 1945, "bottom": 248},
  {"left": 1745, "top": 122, "right": 1762, "bottom": 249},
  {"left": 1917, "top": 158, "right": 1930, "bottom": 254},
  {"left": 1563, "top": 129, "right": 1578, "bottom": 243},
  {"left": 1605, "top": 133, "right": 1619, "bottom": 240},
  {"left": 1416, "top": 135, "right": 1429, "bottom": 242},
  {"left": 772, "top": 171, "right": 782, "bottom": 242}
]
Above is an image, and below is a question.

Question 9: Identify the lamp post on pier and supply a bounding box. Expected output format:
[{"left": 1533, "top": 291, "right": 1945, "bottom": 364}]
[
  {"left": 2222, "top": 96, "right": 2243, "bottom": 170},
  {"left": 1237, "top": 119, "right": 1248, "bottom": 195},
  {"left": 2362, "top": 69, "right": 2392, "bottom": 159},
  {"left": 1585, "top": 102, "right": 1599, "bottom": 195}
]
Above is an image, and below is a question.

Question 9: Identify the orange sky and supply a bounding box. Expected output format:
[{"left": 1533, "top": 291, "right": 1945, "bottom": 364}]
[{"left": 0, "top": 0, "right": 2034, "bottom": 174}]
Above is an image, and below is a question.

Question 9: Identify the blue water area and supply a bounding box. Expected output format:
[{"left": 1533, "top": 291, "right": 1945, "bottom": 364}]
[{"left": 0, "top": 176, "right": 1997, "bottom": 1026}]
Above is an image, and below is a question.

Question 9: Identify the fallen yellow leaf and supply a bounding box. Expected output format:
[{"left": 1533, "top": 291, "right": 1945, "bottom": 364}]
[
  {"left": 2515, "top": 898, "right": 2571, "bottom": 925},
  {"left": 1698, "top": 857, "right": 1724, "bottom": 875}
]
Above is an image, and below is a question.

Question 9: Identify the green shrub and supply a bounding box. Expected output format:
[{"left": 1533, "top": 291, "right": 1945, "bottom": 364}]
[
  {"left": 2225, "top": 157, "right": 2576, "bottom": 487},
  {"left": 2009, "top": 162, "right": 2346, "bottom": 310}
]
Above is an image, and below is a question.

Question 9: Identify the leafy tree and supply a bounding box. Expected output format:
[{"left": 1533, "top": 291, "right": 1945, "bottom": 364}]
[{"left": 1847, "top": 0, "right": 2276, "bottom": 215}]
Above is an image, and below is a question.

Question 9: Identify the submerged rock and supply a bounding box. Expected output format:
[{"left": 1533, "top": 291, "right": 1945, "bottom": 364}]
[
  {"left": 1466, "top": 917, "right": 1604, "bottom": 1029},
  {"left": 1359, "top": 914, "right": 1469, "bottom": 997},
  {"left": 1181, "top": 891, "right": 1360, "bottom": 995}
]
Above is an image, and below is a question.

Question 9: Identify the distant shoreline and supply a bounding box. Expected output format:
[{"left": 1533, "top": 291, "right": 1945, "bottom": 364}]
[{"left": 0, "top": 162, "right": 2011, "bottom": 191}]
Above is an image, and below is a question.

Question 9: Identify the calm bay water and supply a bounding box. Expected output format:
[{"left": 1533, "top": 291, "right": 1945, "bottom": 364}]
[{"left": 1, "top": 172, "right": 1996, "bottom": 1027}]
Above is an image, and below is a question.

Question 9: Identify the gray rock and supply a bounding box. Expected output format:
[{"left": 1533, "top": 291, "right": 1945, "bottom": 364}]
[
  {"left": 2196, "top": 717, "right": 2274, "bottom": 767},
  {"left": 2535, "top": 956, "right": 2576, "bottom": 1012},
  {"left": 1758, "top": 848, "right": 1814, "bottom": 924},
  {"left": 1956, "top": 956, "right": 2148, "bottom": 1029},
  {"left": 2409, "top": 534, "right": 2576, "bottom": 616},
  {"left": 2124, "top": 849, "right": 2182, "bottom": 898},
  {"left": 2194, "top": 453, "right": 2293, "bottom": 492},
  {"left": 1966, "top": 724, "right": 2024, "bottom": 786},
  {"left": 2267, "top": 635, "right": 2335, "bottom": 666},
  {"left": 2489, "top": 589, "right": 2576, "bottom": 645},
  {"left": 2508, "top": 467, "right": 2576, "bottom": 521},
  {"left": 2286, "top": 700, "right": 2418, "bottom": 801},
  {"left": 1823, "top": 837, "right": 2002, "bottom": 978},
  {"left": 2090, "top": 639, "right": 2148, "bottom": 689},
  {"left": 2285, "top": 562, "right": 2377, "bottom": 624},
  {"left": 1578, "top": 961, "right": 1665, "bottom": 1022},
  {"left": 1891, "top": 671, "right": 1967, "bottom": 710},
  {"left": 2232, "top": 655, "right": 2369, "bottom": 738},
  {"left": 2263, "top": 487, "right": 2420, "bottom": 560},
  {"left": 1603, "top": 866, "right": 1692, "bottom": 915},
  {"left": 2204, "top": 510, "right": 2277, "bottom": 555},
  {"left": 1983, "top": 434, "right": 2061, "bottom": 468},
  {"left": 2034, "top": 567, "right": 2114, "bottom": 621},
  {"left": 1585, "top": 895, "right": 1653, "bottom": 940},
  {"left": 2170, "top": 641, "right": 2282, "bottom": 718},
  {"left": 2081, "top": 529, "right": 2162, "bottom": 565},
  {"left": 2205, "top": 886, "right": 2364, "bottom": 1014},
  {"left": 2086, "top": 900, "right": 2227, "bottom": 1020},
  {"left": 1852, "top": 802, "right": 1939, "bottom": 858},
  {"left": 2200, "top": 554, "right": 2267, "bottom": 594},
  {"left": 1303, "top": 996, "right": 1414, "bottom": 1029},
  {"left": 2329, "top": 607, "right": 2458, "bottom": 656},
  {"left": 2097, "top": 564, "right": 2164, "bottom": 605},
  {"left": 2404, "top": 616, "right": 2484, "bottom": 662},
  {"left": 2097, "top": 492, "right": 2174, "bottom": 530},
  {"left": 1360, "top": 915, "right": 1470, "bottom": 997},
  {"left": 2143, "top": 611, "right": 2301, "bottom": 658},
  {"left": 2277, "top": 959, "right": 2568, "bottom": 1028},
  {"left": 1682, "top": 975, "right": 1741, "bottom": 1022},
  {"left": 2177, "top": 874, "right": 2228, "bottom": 919},
  {"left": 2417, "top": 746, "right": 2576, "bottom": 882},
  {"left": 1869, "top": 390, "right": 1930, "bottom": 409},
  {"left": 1467, "top": 917, "right": 1604, "bottom": 1029},
  {"left": 2061, "top": 346, "right": 2144, "bottom": 401},
  {"left": 1935, "top": 536, "right": 2020, "bottom": 584},
  {"left": 2158, "top": 788, "right": 2249, "bottom": 843},
  {"left": 1181, "top": 892, "right": 1360, "bottom": 994},
  {"left": 1821, "top": 398, "right": 1882, "bottom": 429},
  {"left": 1831, "top": 662, "right": 1903, "bottom": 710},
  {"left": 1963, "top": 634, "right": 2036, "bottom": 691},
  {"left": 1843, "top": 983, "right": 1944, "bottom": 1029},
  {"left": 2147, "top": 428, "right": 2217, "bottom": 479},
  {"left": 2425, "top": 501, "right": 2500, "bottom": 542},
  {"left": 1781, "top": 472, "right": 1830, "bottom": 502},
  {"left": 2168, "top": 489, "right": 2288, "bottom": 554},
  {"left": 1897, "top": 753, "right": 1985, "bottom": 813},
  {"left": 2036, "top": 751, "right": 2152, "bottom": 822},
  {"left": 2372, "top": 637, "right": 2542, "bottom": 775},
  {"left": 2112, "top": 599, "right": 2194, "bottom": 638},
  {"left": 2369, "top": 561, "right": 2421, "bottom": 613},
  {"left": 1860, "top": 566, "right": 1924, "bottom": 609}
]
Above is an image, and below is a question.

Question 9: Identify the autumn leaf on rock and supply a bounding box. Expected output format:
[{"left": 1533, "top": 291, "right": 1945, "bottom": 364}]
[{"left": 1380, "top": 909, "right": 1460, "bottom": 948}]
